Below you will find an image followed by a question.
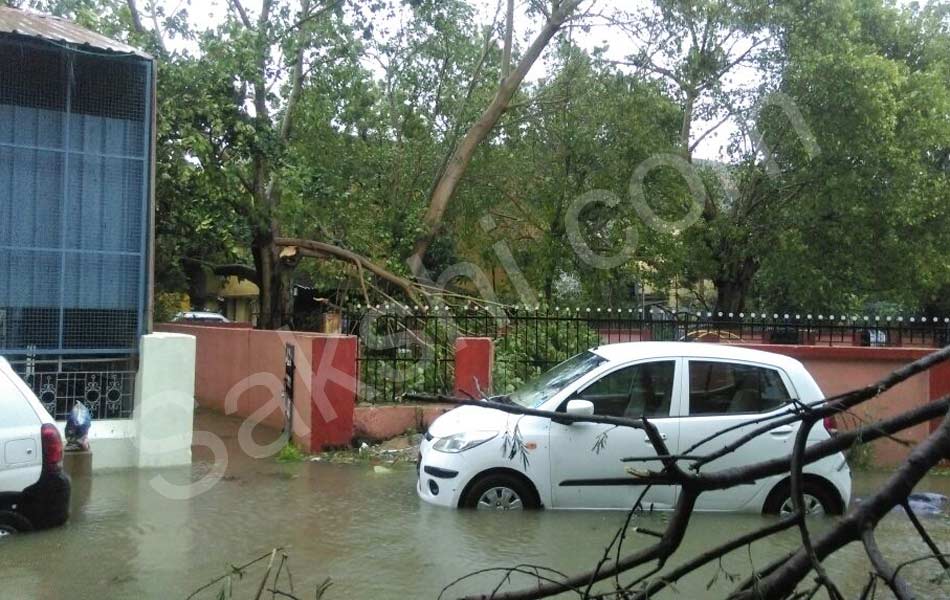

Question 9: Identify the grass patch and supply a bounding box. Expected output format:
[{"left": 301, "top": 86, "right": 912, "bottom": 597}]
[
  {"left": 276, "top": 442, "right": 308, "bottom": 463},
  {"left": 845, "top": 439, "right": 875, "bottom": 471}
]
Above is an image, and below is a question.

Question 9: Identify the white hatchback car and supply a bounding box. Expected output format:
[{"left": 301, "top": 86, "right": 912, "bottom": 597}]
[
  {"left": 0, "top": 357, "right": 71, "bottom": 535},
  {"left": 418, "top": 343, "right": 851, "bottom": 514}
]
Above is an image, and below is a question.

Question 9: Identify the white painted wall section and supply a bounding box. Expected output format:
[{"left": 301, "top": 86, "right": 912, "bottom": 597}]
[{"left": 134, "top": 332, "right": 196, "bottom": 468}]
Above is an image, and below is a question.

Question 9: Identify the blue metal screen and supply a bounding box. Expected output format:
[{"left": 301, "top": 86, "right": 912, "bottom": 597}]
[{"left": 0, "top": 37, "right": 152, "bottom": 358}]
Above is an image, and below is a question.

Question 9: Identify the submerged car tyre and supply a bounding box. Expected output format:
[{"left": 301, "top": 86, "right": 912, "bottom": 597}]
[
  {"left": 461, "top": 473, "right": 540, "bottom": 511},
  {"left": 0, "top": 510, "right": 33, "bottom": 537},
  {"left": 763, "top": 480, "right": 842, "bottom": 516}
]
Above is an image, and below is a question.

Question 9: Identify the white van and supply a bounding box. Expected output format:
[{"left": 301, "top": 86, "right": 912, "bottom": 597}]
[
  {"left": 0, "top": 357, "right": 70, "bottom": 536},
  {"left": 418, "top": 342, "right": 851, "bottom": 513}
]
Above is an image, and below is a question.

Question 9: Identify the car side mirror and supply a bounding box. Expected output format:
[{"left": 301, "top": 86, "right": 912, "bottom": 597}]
[{"left": 564, "top": 399, "right": 595, "bottom": 418}]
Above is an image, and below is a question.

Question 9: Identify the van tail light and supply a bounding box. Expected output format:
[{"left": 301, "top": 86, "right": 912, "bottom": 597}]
[
  {"left": 41, "top": 423, "right": 64, "bottom": 471},
  {"left": 823, "top": 415, "right": 839, "bottom": 435}
]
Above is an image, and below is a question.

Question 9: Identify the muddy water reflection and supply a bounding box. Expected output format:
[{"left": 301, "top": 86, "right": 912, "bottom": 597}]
[{"left": 1, "top": 412, "right": 948, "bottom": 599}]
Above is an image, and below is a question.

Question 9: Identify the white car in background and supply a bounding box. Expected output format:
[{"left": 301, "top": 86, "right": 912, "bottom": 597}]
[
  {"left": 172, "top": 311, "right": 231, "bottom": 323},
  {"left": 418, "top": 342, "right": 851, "bottom": 514},
  {"left": 0, "top": 358, "right": 70, "bottom": 536}
]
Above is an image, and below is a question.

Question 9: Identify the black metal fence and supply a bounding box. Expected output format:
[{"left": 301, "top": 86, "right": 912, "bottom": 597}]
[
  {"left": 342, "top": 306, "right": 950, "bottom": 404},
  {"left": 10, "top": 356, "right": 137, "bottom": 420}
]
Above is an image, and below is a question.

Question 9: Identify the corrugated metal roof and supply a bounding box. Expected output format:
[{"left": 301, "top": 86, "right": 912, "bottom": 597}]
[{"left": 0, "top": 6, "right": 151, "bottom": 59}]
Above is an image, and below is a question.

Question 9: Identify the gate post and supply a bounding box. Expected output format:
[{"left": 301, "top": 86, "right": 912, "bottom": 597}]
[
  {"left": 308, "top": 335, "right": 357, "bottom": 451},
  {"left": 134, "top": 332, "right": 196, "bottom": 468},
  {"left": 455, "top": 337, "right": 493, "bottom": 399}
]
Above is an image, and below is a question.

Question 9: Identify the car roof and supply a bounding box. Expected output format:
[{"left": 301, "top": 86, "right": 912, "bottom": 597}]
[{"left": 590, "top": 342, "right": 804, "bottom": 371}]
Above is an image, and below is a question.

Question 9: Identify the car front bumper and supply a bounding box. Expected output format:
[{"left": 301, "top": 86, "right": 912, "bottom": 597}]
[{"left": 417, "top": 437, "right": 468, "bottom": 508}]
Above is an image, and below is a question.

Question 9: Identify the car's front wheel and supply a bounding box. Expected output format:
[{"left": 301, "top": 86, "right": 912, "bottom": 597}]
[
  {"left": 461, "top": 473, "right": 540, "bottom": 511},
  {"left": 763, "top": 479, "right": 842, "bottom": 516},
  {"left": 0, "top": 510, "right": 33, "bottom": 537}
]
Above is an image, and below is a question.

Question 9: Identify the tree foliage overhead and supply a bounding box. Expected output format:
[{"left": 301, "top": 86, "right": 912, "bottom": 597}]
[{"left": 14, "top": 0, "right": 950, "bottom": 320}]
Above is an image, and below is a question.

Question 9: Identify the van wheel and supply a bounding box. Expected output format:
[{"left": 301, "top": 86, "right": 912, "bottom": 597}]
[
  {"left": 461, "top": 473, "right": 540, "bottom": 511},
  {"left": 0, "top": 511, "right": 33, "bottom": 537},
  {"left": 763, "top": 480, "right": 842, "bottom": 516}
]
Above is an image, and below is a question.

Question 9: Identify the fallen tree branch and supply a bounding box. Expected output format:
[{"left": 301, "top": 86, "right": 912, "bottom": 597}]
[
  {"left": 731, "top": 415, "right": 950, "bottom": 599},
  {"left": 862, "top": 528, "right": 914, "bottom": 600},
  {"left": 275, "top": 237, "right": 424, "bottom": 305}
]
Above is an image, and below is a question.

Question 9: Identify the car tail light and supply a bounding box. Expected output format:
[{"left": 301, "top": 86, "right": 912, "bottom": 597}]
[
  {"left": 41, "top": 423, "right": 64, "bottom": 471},
  {"left": 823, "top": 415, "right": 838, "bottom": 435}
]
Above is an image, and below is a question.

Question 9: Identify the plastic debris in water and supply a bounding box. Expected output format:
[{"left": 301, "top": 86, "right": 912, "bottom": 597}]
[
  {"left": 65, "top": 401, "right": 91, "bottom": 451},
  {"left": 903, "top": 493, "right": 948, "bottom": 516}
]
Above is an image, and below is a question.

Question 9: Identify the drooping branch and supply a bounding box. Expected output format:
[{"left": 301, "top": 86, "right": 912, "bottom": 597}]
[
  {"left": 731, "top": 415, "right": 950, "bottom": 599},
  {"left": 275, "top": 237, "right": 425, "bottom": 305},
  {"left": 628, "top": 516, "right": 799, "bottom": 600},
  {"left": 862, "top": 529, "right": 914, "bottom": 600}
]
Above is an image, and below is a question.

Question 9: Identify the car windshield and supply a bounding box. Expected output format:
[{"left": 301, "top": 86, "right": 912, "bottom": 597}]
[{"left": 508, "top": 351, "right": 607, "bottom": 408}]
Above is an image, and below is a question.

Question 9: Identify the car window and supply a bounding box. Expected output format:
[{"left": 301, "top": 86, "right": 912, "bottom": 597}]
[
  {"left": 577, "top": 361, "right": 675, "bottom": 418},
  {"left": 688, "top": 361, "right": 791, "bottom": 415}
]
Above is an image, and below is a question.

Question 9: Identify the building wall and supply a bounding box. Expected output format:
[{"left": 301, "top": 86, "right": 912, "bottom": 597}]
[{"left": 157, "top": 323, "right": 325, "bottom": 449}]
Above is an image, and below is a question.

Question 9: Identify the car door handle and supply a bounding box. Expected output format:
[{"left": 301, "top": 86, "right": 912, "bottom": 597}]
[
  {"left": 770, "top": 426, "right": 794, "bottom": 437},
  {"left": 643, "top": 433, "right": 668, "bottom": 443}
]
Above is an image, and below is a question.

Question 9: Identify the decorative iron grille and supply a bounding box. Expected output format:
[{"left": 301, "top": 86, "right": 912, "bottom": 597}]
[{"left": 13, "top": 357, "right": 136, "bottom": 420}]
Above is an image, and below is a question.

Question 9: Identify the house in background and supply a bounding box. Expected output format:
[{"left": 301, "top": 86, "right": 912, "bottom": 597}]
[
  {"left": 211, "top": 276, "right": 260, "bottom": 325},
  {"left": 0, "top": 7, "right": 155, "bottom": 421}
]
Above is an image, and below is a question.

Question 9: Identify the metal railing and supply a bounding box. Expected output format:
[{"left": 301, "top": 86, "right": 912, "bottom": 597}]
[
  {"left": 10, "top": 356, "right": 137, "bottom": 420},
  {"left": 341, "top": 306, "right": 950, "bottom": 403}
]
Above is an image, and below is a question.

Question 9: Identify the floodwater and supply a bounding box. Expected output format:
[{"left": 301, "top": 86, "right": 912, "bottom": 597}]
[{"left": 2, "top": 411, "right": 948, "bottom": 600}]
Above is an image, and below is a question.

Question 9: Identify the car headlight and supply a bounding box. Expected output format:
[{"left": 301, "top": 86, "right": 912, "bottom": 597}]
[{"left": 432, "top": 431, "right": 497, "bottom": 454}]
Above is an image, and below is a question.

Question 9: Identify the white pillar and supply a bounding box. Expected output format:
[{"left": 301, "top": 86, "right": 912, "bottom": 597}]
[{"left": 134, "top": 332, "right": 196, "bottom": 468}]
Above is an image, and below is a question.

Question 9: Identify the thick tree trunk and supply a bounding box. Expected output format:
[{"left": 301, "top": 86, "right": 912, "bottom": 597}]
[
  {"left": 252, "top": 234, "right": 293, "bottom": 330},
  {"left": 713, "top": 255, "right": 758, "bottom": 315}
]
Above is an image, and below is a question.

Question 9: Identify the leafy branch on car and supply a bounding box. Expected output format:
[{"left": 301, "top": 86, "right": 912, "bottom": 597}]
[{"left": 411, "top": 344, "right": 950, "bottom": 599}]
